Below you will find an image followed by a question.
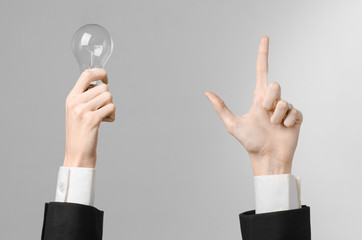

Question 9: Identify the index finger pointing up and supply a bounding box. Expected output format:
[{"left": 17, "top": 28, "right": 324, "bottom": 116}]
[
  {"left": 71, "top": 68, "right": 108, "bottom": 94},
  {"left": 255, "top": 36, "right": 269, "bottom": 91}
]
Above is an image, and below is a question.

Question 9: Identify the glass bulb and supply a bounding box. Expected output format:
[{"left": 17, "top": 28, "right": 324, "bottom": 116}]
[{"left": 71, "top": 24, "right": 113, "bottom": 85}]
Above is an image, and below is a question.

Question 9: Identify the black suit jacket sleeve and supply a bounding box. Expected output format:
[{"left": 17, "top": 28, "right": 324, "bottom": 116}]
[
  {"left": 239, "top": 206, "right": 311, "bottom": 240},
  {"left": 41, "top": 202, "right": 104, "bottom": 240}
]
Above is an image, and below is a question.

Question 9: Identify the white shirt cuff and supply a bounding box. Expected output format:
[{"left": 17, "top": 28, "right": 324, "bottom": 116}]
[
  {"left": 55, "top": 166, "right": 96, "bottom": 206},
  {"left": 254, "top": 174, "right": 301, "bottom": 214}
]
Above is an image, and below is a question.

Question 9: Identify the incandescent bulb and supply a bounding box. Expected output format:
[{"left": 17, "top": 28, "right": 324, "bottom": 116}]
[{"left": 71, "top": 24, "right": 113, "bottom": 85}]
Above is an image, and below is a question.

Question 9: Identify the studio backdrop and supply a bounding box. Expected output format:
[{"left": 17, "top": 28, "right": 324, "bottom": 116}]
[{"left": 1, "top": 0, "right": 362, "bottom": 239}]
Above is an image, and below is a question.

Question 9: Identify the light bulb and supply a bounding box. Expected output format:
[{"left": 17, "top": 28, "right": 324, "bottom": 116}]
[{"left": 71, "top": 24, "right": 113, "bottom": 85}]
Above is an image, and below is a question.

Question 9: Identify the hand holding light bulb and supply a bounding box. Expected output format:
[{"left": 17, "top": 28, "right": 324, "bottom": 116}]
[
  {"left": 63, "top": 68, "right": 116, "bottom": 168},
  {"left": 64, "top": 24, "right": 115, "bottom": 168}
]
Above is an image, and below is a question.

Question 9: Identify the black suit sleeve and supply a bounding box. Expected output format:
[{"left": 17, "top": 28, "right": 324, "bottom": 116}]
[
  {"left": 239, "top": 206, "right": 311, "bottom": 240},
  {"left": 41, "top": 202, "right": 104, "bottom": 240}
]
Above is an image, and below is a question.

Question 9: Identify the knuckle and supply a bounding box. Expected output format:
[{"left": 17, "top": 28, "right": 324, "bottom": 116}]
[
  {"left": 81, "top": 69, "right": 93, "bottom": 79},
  {"left": 106, "top": 91, "right": 113, "bottom": 99},
  {"left": 100, "top": 69, "right": 108, "bottom": 78},
  {"left": 284, "top": 120, "right": 292, "bottom": 127},
  {"left": 66, "top": 97, "right": 76, "bottom": 110},
  {"left": 95, "top": 114, "right": 103, "bottom": 122},
  {"left": 290, "top": 108, "right": 298, "bottom": 116},
  {"left": 101, "top": 83, "right": 109, "bottom": 92},
  {"left": 94, "top": 68, "right": 107, "bottom": 81},
  {"left": 299, "top": 111, "right": 304, "bottom": 122},
  {"left": 270, "top": 115, "right": 278, "bottom": 125},
  {"left": 270, "top": 82, "right": 281, "bottom": 91},
  {"left": 225, "top": 120, "right": 236, "bottom": 133},
  {"left": 277, "top": 100, "right": 288, "bottom": 110},
  {"left": 110, "top": 103, "right": 116, "bottom": 111},
  {"left": 84, "top": 117, "right": 95, "bottom": 126},
  {"left": 73, "top": 105, "right": 86, "bottom": 117},
  {"left": 85, "top": 112, "right": 99, "bottom": 125},
  {"left": 65, "top": 97, "right": 71, "bottom": 108},
  {"left": 103, "top": 91, "right": 113, "bottom": 101},
  {"left": 217, "top": 99, "right": 226, "bottom": 110}
]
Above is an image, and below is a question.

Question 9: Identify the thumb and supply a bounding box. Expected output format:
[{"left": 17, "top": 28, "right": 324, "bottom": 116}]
[{"left": 204, "top": 91, "right": 236, "bottom": 125}]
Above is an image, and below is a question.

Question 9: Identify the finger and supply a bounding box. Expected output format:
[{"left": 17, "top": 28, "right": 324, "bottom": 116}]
[
  {"left": 71, "top": 68, "right": 108, "bottom": 95},
  {"left": 284, "top": 107, "right": 303, "bottom": 127},
  {"left": 263, "top": 82, "right": 281, "bottom": 110},
  {"left": 79, "top": 83, "right": 109, "bottom": 103},
  {"left": 270, "top": 100, "right": 290, "bottom": 124},
  {"left": 102, "top": 110, "right": 116, "bottom": 122},
  {"left": 97, "top": 103, "right": 116, "bottom": 122},
  {"left": 204, "top": 91, "right": 235, "bottom": 124},
  {"left": 255, "top": 36, "right": 269, "bottom": 91},
  {"left": 87, "top": 91, "right": 112, "bottom": 110}
]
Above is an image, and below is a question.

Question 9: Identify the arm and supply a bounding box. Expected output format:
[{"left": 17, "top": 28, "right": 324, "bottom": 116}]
[
  {"left": 41, "top": 68, "right": 116, "bottom": 240},
  {"left": 205, "top": 36, "right": 310, "bottom": 240}
]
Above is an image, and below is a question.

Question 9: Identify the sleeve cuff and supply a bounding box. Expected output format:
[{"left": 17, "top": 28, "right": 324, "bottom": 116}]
[
  {"left": 254, "top": 174, "right": 301, "bottom": 214},
  {"left": 55, "top": 166, "right": 96, "bottom": 206},
  {"left": 239, "top": 206, "right": 311, "bottom": 240}
]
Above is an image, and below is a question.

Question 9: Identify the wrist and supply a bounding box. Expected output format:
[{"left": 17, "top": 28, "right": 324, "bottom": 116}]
[
  {"left": 63, "top": 155, "right": 96, "bottom": 168},
  {"left": 250, "top": 154, "right": 292, "bottom": 176}
]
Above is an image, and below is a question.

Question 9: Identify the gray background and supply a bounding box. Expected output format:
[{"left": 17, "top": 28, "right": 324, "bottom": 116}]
[{"left": 0, "top": 0, "right": 361, "bottom": 239}]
